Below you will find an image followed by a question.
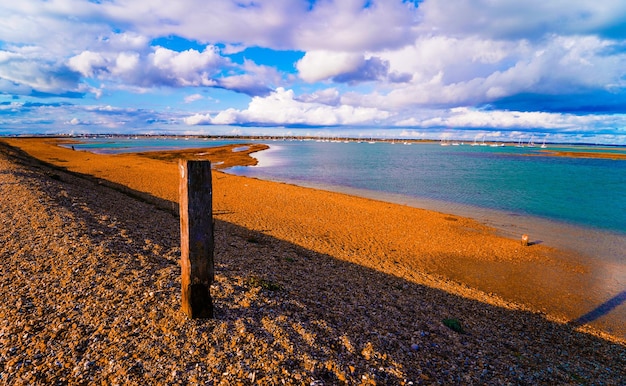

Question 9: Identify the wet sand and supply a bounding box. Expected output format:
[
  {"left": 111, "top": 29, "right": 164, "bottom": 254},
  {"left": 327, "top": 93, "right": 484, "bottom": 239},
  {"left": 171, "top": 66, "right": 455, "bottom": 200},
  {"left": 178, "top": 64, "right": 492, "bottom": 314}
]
[
  {"left": 536, "top": 149, "right": 626, "bottom": 160},
  {"left": 1, "top": 137, "right": 624, "bottom": 384}
]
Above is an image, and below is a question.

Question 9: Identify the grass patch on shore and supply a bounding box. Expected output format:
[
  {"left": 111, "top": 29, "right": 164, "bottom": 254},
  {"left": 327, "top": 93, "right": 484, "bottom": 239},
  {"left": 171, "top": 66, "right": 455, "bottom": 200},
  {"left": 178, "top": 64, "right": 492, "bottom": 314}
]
[{"left": 443, "top": 318, "right": 465, "bottom": 334}]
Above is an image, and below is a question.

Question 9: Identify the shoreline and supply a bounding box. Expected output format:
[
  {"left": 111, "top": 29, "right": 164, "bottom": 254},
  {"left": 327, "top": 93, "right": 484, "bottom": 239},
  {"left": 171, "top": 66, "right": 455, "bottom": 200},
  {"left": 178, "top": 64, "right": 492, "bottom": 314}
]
[
  {"left": 1, "top": 138, "right": 624, "bottom": 384},
  {"left": 2, "top": 137, "right": 625, "bottom": 341},
  {"left": 261, "top": 176, "right": 626, "bottom": 262}
]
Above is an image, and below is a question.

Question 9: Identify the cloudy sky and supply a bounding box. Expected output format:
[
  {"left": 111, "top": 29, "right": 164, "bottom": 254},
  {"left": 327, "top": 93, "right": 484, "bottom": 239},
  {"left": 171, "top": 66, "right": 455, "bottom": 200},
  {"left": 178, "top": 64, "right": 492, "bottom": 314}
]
[{"left": 1, "top": 0, "right": 626, "bottom": 144}]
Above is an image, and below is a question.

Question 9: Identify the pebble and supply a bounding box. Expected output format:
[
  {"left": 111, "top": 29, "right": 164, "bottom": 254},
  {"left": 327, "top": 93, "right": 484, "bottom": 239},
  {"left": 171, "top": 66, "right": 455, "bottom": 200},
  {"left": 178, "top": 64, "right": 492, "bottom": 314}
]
[{"left": 0, "top": 141, "right": 624, "bottom": 386}]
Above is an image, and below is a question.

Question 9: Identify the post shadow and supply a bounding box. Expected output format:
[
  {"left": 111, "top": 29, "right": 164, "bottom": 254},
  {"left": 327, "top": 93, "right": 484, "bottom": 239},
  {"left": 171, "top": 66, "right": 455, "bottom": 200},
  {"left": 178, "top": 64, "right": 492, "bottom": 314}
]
[{"left": 569, "top": 290, "right": 626, "bottom": 327}]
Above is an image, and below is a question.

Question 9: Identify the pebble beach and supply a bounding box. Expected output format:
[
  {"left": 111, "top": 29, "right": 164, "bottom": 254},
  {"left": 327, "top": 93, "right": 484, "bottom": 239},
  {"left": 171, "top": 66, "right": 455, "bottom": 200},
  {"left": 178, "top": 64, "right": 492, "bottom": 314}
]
[{"left": 1, "top": 138, "right": 624, "bottom": 385}]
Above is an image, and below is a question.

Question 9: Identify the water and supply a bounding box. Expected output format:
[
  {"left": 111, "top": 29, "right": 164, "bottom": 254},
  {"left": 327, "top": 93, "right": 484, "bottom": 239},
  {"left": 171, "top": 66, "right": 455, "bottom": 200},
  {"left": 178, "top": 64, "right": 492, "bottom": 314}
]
[
  {"left": 67, "top": 136, "right": 248, "bottom": 154},
  {"left": 228, "top": 140, "right": 626, "bottom": 235},
  {"left": 71, "top": 137, "right": 626, "bottom": 258}
]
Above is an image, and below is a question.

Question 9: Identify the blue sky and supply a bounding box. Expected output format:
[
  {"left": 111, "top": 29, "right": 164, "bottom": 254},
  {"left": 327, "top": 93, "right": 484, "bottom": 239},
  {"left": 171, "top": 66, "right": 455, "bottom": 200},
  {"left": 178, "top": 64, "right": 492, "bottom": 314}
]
[{"left": 1, "top": 1, "right": 626, "bottom": 144}]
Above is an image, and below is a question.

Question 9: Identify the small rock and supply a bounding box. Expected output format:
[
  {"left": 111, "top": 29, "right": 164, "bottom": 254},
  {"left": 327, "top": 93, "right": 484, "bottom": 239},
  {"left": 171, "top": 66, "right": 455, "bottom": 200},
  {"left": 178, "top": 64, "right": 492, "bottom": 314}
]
[{"left": 410, "top": 344, "right": 420, "bottom": 351}]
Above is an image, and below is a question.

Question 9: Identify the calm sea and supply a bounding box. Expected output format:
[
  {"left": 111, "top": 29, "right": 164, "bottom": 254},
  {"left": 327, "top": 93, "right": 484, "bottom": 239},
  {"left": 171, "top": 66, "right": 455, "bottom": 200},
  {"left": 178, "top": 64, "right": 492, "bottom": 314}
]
[
  {"left": 228, "top": 140, "right": 626, "bottom": 233},
  {"left": 70, "top": 137, "right": 626, "bottom": 259}
]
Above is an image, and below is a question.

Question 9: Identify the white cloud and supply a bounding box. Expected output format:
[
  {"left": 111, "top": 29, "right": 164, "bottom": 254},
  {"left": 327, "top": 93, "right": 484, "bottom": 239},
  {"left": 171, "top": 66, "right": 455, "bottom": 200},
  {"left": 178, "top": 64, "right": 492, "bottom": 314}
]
[
  {"left": 416, "top": 0, "right": 626, "bottom": 40},
  {"left": 395, "top": 106, "right": 625, "bottom": 134},
  {"left": 0, "top": 49, "right": 80, "bottom": 95},
  {"left": 101, "top": 0, "right": 419, "bottom": 51},
  {"left": 150, "top": 46, "right": 224, "bottom": 85},
  {"left": 113, "top": 52, "right": 140, "bottom": 75},
  {"left": 297, "top": 88, "right": 341, "bottom": 106},
  {"left": 67, "top": 51, "right": 107, "bottom": 77},
  {"left": 292, "top": 0, "right": 419, "bottom": 51},
  {"left": 215, "top": 60, "right": 281, "bottom": 96},
  {"left": 184, "top": 113, "right": 212, "bottom": 125},
  {"left": 66, "top": 46, "right": 229, "bottom": 90},
  {"left": 297, "top": 51, "right": 365, "bottom": 82},
  {"left": 185, "top": 87, "right": 390, "bottom": 126},
  {"left": 297, "top": 51, "right": 391, "bottom": 84},
  {"left": 347, "top": 34, "right": 626, "bottom": 111},
  {"left": 184, "top": 94, "right": 204, "bottom": 103}
]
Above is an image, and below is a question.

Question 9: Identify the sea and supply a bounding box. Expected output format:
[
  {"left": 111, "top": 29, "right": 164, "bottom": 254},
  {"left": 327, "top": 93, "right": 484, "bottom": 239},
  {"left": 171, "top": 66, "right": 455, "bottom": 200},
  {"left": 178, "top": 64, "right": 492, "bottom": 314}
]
[{"left": 68, "top": 136, "right": 626, "bottom": 262}]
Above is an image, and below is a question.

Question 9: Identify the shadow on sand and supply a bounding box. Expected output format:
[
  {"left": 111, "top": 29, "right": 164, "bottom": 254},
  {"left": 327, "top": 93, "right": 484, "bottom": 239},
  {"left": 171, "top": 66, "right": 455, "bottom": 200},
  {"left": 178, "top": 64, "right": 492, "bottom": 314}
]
[
  {"left": 570, "top": 290, "right": 626, "bottom": 327},
  {"left": 1, "top": 140, "right": 624, "bottom": 384}
]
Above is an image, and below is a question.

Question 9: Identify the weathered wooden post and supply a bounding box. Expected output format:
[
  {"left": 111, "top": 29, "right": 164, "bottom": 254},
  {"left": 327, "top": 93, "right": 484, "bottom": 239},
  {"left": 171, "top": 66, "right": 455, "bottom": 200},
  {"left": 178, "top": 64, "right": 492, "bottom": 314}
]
[
  {"left": 179, "top": 160, "right": 214, "bottom": 318},
  {"left": 521, "top": 234, "right": 529, "bottom": 247}
]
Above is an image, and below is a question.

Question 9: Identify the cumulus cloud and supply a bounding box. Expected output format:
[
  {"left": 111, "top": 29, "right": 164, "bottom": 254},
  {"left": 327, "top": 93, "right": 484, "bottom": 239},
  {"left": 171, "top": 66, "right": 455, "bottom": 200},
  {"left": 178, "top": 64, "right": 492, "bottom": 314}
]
[
  {"left": 101, "top": 0, "right": 419, "bottom": 51},
  {"left": 149, "top": 46, "right": 225, "bottom": 86},
  {"left": 214, "top": 59, "right": 281, "bottom": 97},
  {"left": 394, "top": 106, "right": 625, "bottom": 134},
  {"left": 0, "top": 49, "right": 82, "bottom": 96},
  {"left": 416, "top": 0, "right": 626, "bottom": 40},
  {"left": 297, "top": 51, "right": 366, "bottom": 82},
  {"left": 297, "top": 88, "right": 341, "bottom": 106},
  {"left": 66, "top": 45, "right": 283, "bottom": 96},
  {"left": 67, "top": 45, "right": 229, "bottom": 90},
  {"left": 185, "top": 87, "right": 390, "bottom": 126},
  {"left": 352, "top": 34, "right": 626, "bottom": 112},
  {"left": 184, "top": 113, "right": 212, "bottom": 125},
  {"left": 297, "top": 51, "right": 393, "bottom": 84},
  {"left": 67, "top": 51, "right": 108, "bottom": 78}
]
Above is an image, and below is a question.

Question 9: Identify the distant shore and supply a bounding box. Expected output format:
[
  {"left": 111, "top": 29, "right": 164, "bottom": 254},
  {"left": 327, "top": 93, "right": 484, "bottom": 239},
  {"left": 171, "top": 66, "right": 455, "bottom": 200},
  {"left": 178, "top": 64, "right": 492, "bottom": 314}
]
[
  {"left": 10, "top": 134, "right": 626, "bottom": 160},
  {"left": 535, "top": 149, "right": 626, "bottom": 160}
]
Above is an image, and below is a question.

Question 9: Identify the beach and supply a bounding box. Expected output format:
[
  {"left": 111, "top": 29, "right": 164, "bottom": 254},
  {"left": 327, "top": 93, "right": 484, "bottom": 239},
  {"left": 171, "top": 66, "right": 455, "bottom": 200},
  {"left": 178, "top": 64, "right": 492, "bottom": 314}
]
[{"left": 1, "top": 138, "right": 624, "bottom": 384}]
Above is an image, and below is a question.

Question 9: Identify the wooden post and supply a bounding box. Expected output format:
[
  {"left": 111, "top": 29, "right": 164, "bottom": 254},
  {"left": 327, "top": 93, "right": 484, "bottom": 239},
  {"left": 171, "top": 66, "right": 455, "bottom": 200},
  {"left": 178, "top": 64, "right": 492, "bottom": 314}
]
[
  {"left": 521, "top": 234, "right": 529, "bottom": 247},
  {"left": 179, "top": 160, "right": 214, "bottom": 318}
]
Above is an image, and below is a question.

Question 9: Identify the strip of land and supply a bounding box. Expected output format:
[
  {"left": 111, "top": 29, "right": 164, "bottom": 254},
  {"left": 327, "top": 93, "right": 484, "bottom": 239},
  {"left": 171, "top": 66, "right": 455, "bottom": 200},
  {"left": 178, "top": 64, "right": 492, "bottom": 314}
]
[
  {"left": 0, "top": 138, "right": 624, "bottom": 385},
  {"left": 535, "top": 149, "right": 626, "bottom": 160}
]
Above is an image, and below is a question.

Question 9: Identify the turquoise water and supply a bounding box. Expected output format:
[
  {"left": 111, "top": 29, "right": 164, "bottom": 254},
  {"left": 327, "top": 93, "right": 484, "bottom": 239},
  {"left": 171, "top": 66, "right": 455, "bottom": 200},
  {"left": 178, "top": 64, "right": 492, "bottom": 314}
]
[
  {"left": 229, "top": 140, "right": 626, "bottom": 235},
  {"left": 70, "top": 137, "right": 626, "bottom": 234},
  {"left": 67, "top": 137, "right": 247, "bottom": 154}
]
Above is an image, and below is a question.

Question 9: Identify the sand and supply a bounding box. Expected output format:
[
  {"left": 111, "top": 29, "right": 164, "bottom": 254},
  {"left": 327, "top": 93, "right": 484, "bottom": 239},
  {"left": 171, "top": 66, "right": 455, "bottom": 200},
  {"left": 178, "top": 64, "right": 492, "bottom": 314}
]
[
  {"left": 535, "top": 148, "right": 626, "bottom": 160},
  {"left": 1, "top": 137, "right": 624, "bottom": 385}
]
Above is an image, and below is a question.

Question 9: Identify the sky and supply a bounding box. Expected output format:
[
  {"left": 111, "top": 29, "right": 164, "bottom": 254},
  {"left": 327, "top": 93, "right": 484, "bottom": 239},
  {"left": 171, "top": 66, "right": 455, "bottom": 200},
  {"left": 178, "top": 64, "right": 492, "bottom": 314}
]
[{"left": 1, "top": 1, "right": 626, "bottom": 144}]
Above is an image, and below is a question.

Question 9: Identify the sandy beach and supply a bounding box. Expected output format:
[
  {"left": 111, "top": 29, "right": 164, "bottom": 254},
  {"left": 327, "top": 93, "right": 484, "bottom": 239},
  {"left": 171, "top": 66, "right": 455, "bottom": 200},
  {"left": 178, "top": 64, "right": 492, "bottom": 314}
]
[{"left": 1, "top": 138, "right": 624, "bottom": 384}]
